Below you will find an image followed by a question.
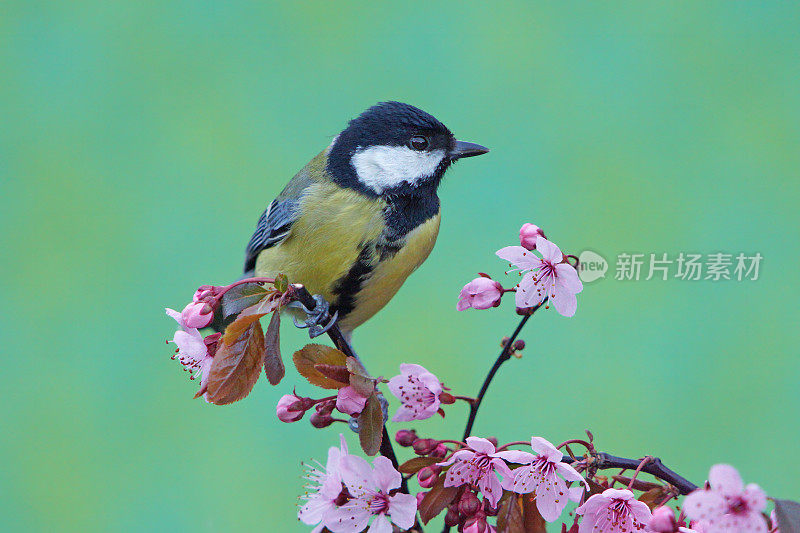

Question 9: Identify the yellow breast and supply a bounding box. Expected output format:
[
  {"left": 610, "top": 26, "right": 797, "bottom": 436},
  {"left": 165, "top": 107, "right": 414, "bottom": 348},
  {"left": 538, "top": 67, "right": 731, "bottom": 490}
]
[
  {"left": 254, "top": 182, "right": 440, "bottom": 332},
  {"left": 339, "top": 214, "right": 440, "bottom": 331}
]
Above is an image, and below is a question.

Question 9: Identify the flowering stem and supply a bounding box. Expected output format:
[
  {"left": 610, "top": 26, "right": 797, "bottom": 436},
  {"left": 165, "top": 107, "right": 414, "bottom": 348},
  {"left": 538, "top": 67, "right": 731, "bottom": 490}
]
[
  {"left": 288, "top": 284, "right": 406, "bottom": 492},
  {"left": 461, "top": 306, "right": 539, "bottom": 440},
  {"left": 556, "top": 439, "right": 595, "bottom": 452},
  {"left": 213, "top": 277, "right": 276, "bottom": 299},
  {"left": 496, "top": 440, "right": 532, "bottom": 451}
]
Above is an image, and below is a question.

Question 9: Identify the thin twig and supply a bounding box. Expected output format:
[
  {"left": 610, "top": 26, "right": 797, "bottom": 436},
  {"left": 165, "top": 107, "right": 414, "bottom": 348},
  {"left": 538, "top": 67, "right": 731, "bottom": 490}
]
[{"left": 462, "top": 306, "right": 540, "bottom": 440}]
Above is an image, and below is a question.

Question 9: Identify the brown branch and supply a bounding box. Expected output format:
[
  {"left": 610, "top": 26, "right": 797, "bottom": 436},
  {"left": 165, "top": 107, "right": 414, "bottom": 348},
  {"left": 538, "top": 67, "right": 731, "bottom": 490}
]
[{"left": 564, "top": 453, "right": 698, "bottom": 495}]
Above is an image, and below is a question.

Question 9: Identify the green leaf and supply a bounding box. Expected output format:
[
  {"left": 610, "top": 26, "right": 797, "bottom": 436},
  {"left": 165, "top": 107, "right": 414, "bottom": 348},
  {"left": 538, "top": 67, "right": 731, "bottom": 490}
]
[
  {"left": 292, "top": 344, "right": 348, "bottom": 389},
  {"left": 418, "top": 474, "right": 459, "bottom": 524},
  {"left": 206, "top": 319, "right": 265, "bottom": 405},
  {"left": 398, "top": 456, "right": 439, "bottom": 475},
  {"left": 775, "top": 499, "right": 800, "bottom": 533},
  {"left": 357, "top": 393, "right": 383, "bottom": 456},
  {"left": 273, "top": 273, "right": 289, "bottom": 293},
  {"left": 263, "top": 311, "right": 284, "bottom": 385},
  {"left": 220, "top": 283, "right": 270, "bottom": 319}
]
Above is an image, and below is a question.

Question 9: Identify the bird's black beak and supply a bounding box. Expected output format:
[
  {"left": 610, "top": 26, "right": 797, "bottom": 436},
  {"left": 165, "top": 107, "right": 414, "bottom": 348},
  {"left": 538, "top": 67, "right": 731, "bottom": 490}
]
[{"left": 449, "top": 140, "right": 489, "bottom": 160}]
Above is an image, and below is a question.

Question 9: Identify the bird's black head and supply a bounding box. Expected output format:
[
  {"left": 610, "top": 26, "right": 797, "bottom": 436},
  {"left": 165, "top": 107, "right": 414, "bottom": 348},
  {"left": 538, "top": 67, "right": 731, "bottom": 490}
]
[{"left": 327, "top": 101, "right": 488, "bottom": 197}]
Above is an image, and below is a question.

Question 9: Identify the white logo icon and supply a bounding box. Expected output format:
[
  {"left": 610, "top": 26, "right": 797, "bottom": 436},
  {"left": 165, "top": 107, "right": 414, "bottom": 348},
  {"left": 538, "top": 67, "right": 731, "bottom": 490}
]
[{"left": 578, "top": 250, "right": 608, "bottom": 283}]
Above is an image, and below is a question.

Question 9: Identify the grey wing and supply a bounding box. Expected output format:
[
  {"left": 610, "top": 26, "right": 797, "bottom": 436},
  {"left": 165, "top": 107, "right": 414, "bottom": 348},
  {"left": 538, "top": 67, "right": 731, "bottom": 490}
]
[{"left": 243, "top": 197, "right": 299, "bottom": 273}]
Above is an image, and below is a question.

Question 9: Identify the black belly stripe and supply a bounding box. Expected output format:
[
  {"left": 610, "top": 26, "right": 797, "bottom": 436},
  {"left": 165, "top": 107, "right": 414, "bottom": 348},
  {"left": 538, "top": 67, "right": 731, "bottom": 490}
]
[{"left": 331, "top": 246, "right": 376, "bottom": 318}]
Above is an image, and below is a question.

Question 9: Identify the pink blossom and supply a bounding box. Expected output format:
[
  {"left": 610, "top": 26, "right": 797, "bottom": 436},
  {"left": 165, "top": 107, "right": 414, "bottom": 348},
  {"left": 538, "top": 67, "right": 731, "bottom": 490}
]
[
  {"left": 328, "top": 455, "right": 417, "bottom": 533},
  {"left": 335, "top": 386, "right": 368, "bottom": 416},
  {"left": 387, "top": 363, "right": 443, "bottom": 422},
  {"left": 167, "top": 308, "right": 213, "bottom": 385},
  {"left": 575, "top": 488, "right": 652, "bottom": 533},
  {"left": 437, "top": 437, "right": 514, "bottom": 507},
  {"left": 180, "top": 301, "right": 213, "bottom": 328},
  {"left": 276, "top": 394, "right": 305, "bottom": 423},
  {"left": 683, "top": 464, "right": 767, "bottom": 533},
  {"left": 299, "top": 435, "right": 351, "bottom": 533},
  {"left": 504, "top": 437, "right": 586, "bottom": 521},
  {"left": 520, "top": 223, "right": 545, "bottom": 250},
  {"left": 457, "top": 277, "right": 504, "bottom": 311},
  {"left": 496, "top": 238, "right": 582, "bottom": 317}
]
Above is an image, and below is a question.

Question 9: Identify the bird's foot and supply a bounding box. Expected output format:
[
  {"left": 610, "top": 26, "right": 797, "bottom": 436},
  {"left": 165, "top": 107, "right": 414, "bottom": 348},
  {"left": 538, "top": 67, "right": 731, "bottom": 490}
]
[{"left": 289, "top": 294, "right": 338, "bottom": 338}]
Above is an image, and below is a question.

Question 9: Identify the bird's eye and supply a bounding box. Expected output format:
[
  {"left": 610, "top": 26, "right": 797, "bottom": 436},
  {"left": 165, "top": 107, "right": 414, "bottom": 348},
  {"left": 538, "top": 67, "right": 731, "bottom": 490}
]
[{"left": 409, "top": 135, "right": 429, "bottom": 151}]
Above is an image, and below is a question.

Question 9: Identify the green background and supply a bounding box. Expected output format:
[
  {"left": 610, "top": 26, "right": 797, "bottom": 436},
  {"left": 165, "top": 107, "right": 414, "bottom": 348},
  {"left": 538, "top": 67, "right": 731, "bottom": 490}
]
[{"left": 2, "top": 2, "right": 798, "bottom": 531}]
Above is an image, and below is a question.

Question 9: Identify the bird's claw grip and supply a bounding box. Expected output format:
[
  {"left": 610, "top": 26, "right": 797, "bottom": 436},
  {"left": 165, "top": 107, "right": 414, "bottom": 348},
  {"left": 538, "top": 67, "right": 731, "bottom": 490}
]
[{"left": 290, "top": 294, "right": 339, "bottom": 338}]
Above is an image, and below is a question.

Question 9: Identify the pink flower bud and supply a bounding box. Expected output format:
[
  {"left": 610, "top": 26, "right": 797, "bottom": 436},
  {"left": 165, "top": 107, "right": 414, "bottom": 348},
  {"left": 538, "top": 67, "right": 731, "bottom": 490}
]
[
  {"left": 335, "top": 385, "right": 369, "bottom": 416},
  {"left": 412, "top": 438, "right": 438, "bottom": 455},
  {"left": 458, "top": 492, "right": 482, "bottom": 517},
  {"left": 193, "top": 286, "right": 214, "bottom": 302},
  {"left": 444, "top": 507, "right": 461, "bottom": 527},
  {"left": 647, "top": 506, "right": 677, "bottom": 532},
  {"left": 417, "top": 466, "right": 438, "bottom": 488},
  {"left": 457, "top": 277, "right": 504, "bottom": 311},
  {"left": 276, "top": 394, "right": 305, "bottom": 423},
  {"left": 519, "top": 223, "right": 545, "bottom": 250},
  {"left": 309, "top": 410, "right": 334, "bottom": 428},
  {"left": 429, "top": 443, "right": 448, "bottom": 458},
  {"left": 315, "top": 399, "right": 335, "bottom": 416},
  {"left": 395, "top": 429, "right": 418, "bottom": 447},
  {"left": 181, "top": 301, "right": 213, "bottom": 329},
  {"left": 463, "top": 513, "right": 493, "bottom": 533}
]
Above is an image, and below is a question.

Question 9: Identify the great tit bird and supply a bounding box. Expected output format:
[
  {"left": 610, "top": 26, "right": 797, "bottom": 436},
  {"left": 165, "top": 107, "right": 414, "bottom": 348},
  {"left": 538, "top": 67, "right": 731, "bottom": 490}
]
[{"left": 240, "top": 101, "right": 488, "bottom": 335}]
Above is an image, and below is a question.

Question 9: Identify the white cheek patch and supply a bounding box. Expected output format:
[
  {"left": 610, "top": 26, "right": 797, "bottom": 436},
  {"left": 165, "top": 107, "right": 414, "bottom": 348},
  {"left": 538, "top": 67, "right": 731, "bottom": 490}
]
[{"left": 350, "top": 145, "right": 446, "bottom": 193}]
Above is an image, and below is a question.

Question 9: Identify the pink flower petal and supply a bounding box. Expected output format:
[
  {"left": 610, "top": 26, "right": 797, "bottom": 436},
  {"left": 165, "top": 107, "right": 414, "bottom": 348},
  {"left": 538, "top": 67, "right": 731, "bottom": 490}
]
[
  {"left": 366, "top": 514, "right": 392, "bottom": 533},
  {"left": 684, "top": 489, "right": 726, "bottom": 523},
  {"left": 328, "top": 504, "right": 371, "bottom": 533},
  {"left": 417, "top": 371, "right": 443, "bottom": 396},
  {"left": 708, "top": 464, "right": 744, "bottom": 495},
  {"left": 444, "top": 458, "right": 481, "bottom": 488},
  {"left": 555, "top": 462, "right": 586, "bottom": 485},
  {"left": 478, "top": 470, "right": 503, "bottom": 507},
  {"left": 493, "top": 450, "right": 536, "bottom": 464},
  {"left": 534, "top": 473, "right": 568, "bottom": 522},
  {"left": 387, "top": 493, "right": 418, "bottom": 530},
  {"left": 510, "top": 465, "right": 537, "bottom": 494},
  {"left": 743, "top": 483, "right": 767, "bottom": 513},
  {"left": 551, "top": 283, "right": 578, "bottom": 317},
  {"left": 628, "top": 499, "right": 653, "bottom": 525},
  {"left": 535, "top": 238, "right": 563, "bottom": 264},
  {"left": 555, "top": 263, "right": 583, "bottom": 293},
  {"left": 466, "top": 437, "right": 496, "bottom": 454},
  {"left": 601, "top": 488, "right": 635, "bottom": 500},
  {"left": 530, "top": 437, "right": 561, "bottom": 461},
  {"left": 437, "top": 449, "right": 474, "bottom": 468},
  {"left": 372, "top": 456, "right": 401, "bottom": 493},
  {"left": 496, "top": 246, "right": 542, "bottom": 270},
  {"left": 336, "top": 386, "right": 368, "bottom": 416}
]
